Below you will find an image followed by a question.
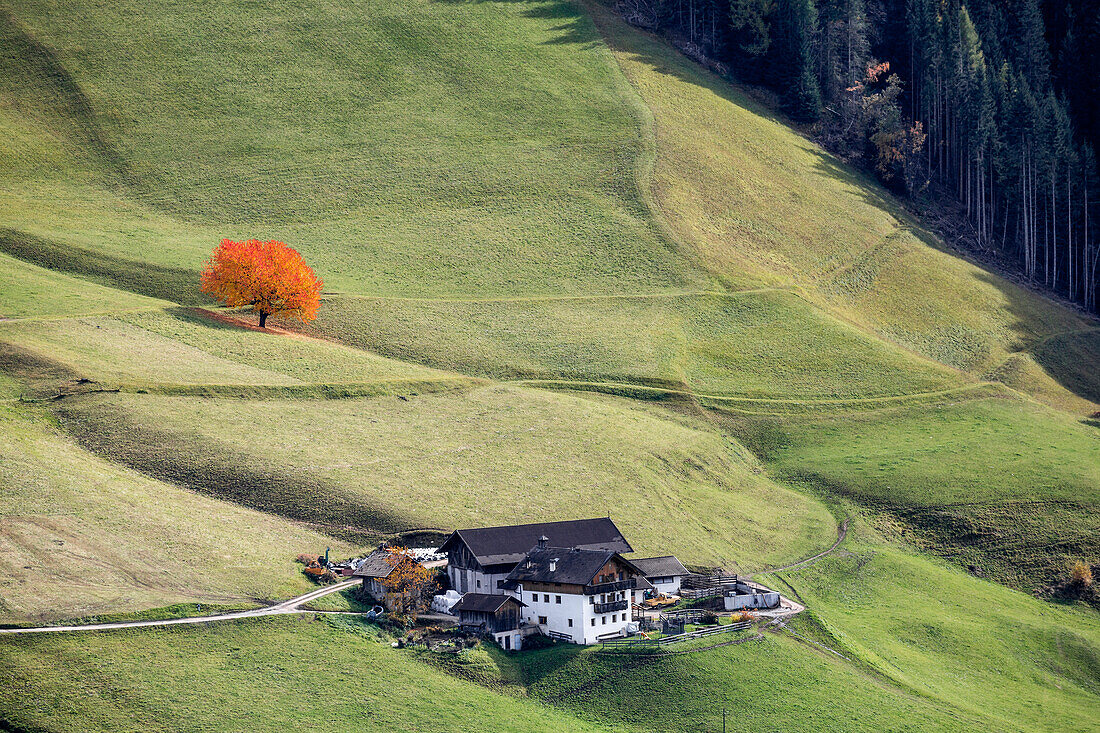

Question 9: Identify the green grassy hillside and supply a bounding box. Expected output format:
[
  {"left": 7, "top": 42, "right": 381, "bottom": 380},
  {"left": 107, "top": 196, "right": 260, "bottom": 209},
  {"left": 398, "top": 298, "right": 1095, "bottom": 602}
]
[
  {"left": 722, "top": 396, "right": 1100, "bottom": 592},
  {"left": 53, "top": 385, "right": 836, "bottom": 569},
  {"left": 0, "top": 616, "right": 613, "bottom": 733},
  {"left": 585, "top": 1, "right": 1099, "bottom": 410},
  {"left": 0, "top": 0, "right": 707, "bottom": 297},
  {"left": 1, "top": 0, "right": 1098, "bottom": 730},
  {"left": 761, "top": 524, "right": 1100, "bottom": 733},
  {"left": 0, "top": 405, "right": 356, "bottom": 623},
  {"left": 304, "top": 290, "right": 965, "bottom": 399}
]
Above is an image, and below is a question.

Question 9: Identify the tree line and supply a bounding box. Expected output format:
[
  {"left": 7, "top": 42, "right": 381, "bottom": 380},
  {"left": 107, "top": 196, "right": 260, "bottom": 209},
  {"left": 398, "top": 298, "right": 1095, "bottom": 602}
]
[{"left": 617, "top": 0, "right": 1100, "bottom": 314}]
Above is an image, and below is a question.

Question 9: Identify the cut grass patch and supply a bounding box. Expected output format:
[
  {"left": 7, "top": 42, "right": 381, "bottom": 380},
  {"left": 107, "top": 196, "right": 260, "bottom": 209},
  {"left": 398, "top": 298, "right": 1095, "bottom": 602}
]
[
  {"left": 0, "top": 615, "right": 613, "bottom": 732},
  {"left": 54, "top": 385, "right": 837, "bottom": 570},
  {"left": 0, "top": 307, "right": 453, "bottom": 389},
  {"left": 0, "top": 250, "right": 168, "bottom": 320},
  {"left": 0, "top": 404, "right": 357, "bottom": 623},
  {"left": 587, "top": 2, "right": 1099, "bottom": 391},
  {"left": 2, "top": 0, "right": 710, "bottom": 298},
  {"left": 306, "top": 290, "right": 965, "bottom": 400},
  {"left": 762, "top": 530, "right": 1100, "bottom": 733}
]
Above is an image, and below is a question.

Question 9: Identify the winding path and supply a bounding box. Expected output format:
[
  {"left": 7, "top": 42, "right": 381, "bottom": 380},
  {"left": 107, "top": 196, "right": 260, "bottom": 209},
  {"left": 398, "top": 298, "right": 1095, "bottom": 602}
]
[
  {"left": 753, "top": 518, "right": 849, "bottom": 576},
  {"left": 0, "top": 579, "right": 360, "bottom": 635}
]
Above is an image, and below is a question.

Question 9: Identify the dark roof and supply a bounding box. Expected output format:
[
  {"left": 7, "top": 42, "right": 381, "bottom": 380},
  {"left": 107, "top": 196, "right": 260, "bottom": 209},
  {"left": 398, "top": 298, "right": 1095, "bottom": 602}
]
[
  {"left": 351, "top": 549, "right": 397, "bottom": 579},
  {"left": 635, "top": 575, "right": 654, "bottom": 591},
  {"left": 437, "top": 518, "right": 632, "bottom": 568},
  {"left": 451, "top": 593, "right": 526, "bottom": 614},
  {"left": 504, "top": 546, "right": 644, "bottom": 586},
  {"left": 632, "top": 556, "right": 690, "bottom": 578}
]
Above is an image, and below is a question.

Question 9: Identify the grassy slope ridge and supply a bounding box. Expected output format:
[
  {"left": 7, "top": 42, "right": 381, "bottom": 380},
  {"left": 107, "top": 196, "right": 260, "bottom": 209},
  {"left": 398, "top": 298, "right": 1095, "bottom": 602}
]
[
  {"left": 761, "top": 524, "right": 1100, "bottom": 733},
  {"left": 723, "top": 396, "right": 1100, "bottom": 592},
  {"left": 0, "top": 405, "right": 355, "bottom": 623},
  {"left": 0, "top": 617, "right": 614, "bottom": 733},
  {"left": 304, "top": 290, "right": 966, "bottom": 400},
  {"left": 0, "top": 0, "right": 1097, "bottom": 730},
  {"left": 0, "top": 308, "right": 453, "bottom": 388},
  {"left": 0, "top": 0, "right": 707, "bottom": 297},
  {"left": 54, "top": 385, "right": 836, "bottom": 570},
  {"left": 585, "top": 1, "right": 1099, "bottom": 410}
]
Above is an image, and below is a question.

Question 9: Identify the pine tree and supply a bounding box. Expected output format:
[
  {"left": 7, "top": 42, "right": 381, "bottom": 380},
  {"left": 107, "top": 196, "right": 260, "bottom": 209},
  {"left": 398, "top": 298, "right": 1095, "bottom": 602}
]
[{"left": 773, "top": 0, "right": 821, "bottom": 121}]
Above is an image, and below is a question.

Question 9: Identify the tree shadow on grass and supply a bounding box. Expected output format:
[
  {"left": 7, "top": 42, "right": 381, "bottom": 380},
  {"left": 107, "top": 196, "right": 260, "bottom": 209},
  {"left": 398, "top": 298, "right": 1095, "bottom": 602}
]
[{"left": 431, "top": 0, "right": 605, "bottom": 48}]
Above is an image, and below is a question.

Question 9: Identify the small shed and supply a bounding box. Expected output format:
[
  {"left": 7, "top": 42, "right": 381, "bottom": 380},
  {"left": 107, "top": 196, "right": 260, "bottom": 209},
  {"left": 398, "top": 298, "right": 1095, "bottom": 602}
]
[
  {"left": 631, "top": 555, "right": 690, "bottom": 596},
  {"left": 452, "top": 593, "right": 527, "bottom": 650}
]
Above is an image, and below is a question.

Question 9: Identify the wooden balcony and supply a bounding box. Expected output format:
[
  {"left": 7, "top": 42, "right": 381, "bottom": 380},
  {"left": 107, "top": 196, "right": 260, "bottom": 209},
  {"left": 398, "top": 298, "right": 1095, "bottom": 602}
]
[{"left": 594, "top": 599, "right": 629, "bottom": 614}]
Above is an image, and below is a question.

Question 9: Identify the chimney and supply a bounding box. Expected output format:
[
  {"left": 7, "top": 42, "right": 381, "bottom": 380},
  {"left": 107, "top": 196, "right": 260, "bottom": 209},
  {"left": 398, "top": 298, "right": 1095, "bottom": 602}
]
[{"left": 537, "top": 535, "right": 549, "bottom": 549}]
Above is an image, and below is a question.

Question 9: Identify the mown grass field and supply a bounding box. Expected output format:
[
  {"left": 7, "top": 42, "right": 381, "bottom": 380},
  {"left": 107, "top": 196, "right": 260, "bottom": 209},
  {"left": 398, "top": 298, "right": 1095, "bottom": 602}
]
[
  {"left": 53, "top": 385, "right": 837, "bottom": 570},
  {"left": 0, "top": 307, "right": 453, "bottom": 388},
  {"left": 0, "top": 0, "right": 1098, "bottom": 729},
  {"left": 304, "top": 290, "right": 965, "bottom": 399},
  {"left": 0, "top": 405, "right": 356, "bottom": 623},
  {"left": 721, "top": 396, "right": 1100, "bottom": 590},
  {"left": 1, "top": 0, "right": 709, "bottom": 298},
  {"left": 0, "top": 616, "right": 614, "bottom": 733},
  {"left": 760, "top": 521, "right": 1100, "bottom": 733},
  {"left": 586, "top": 1, "right": 1099, "bottom": 407}
]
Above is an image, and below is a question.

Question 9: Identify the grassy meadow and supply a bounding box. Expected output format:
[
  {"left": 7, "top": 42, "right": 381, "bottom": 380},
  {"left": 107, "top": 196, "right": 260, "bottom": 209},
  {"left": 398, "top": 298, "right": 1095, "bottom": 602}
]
[
  {"left": 586, "top": 1, "right": 1099, "bottom": 404},
  {"left": 0, "top": 308, "right": 453, "bottom": 389},
  {"left": 0, "top": 0, "right": 1098, "bottom": 730},
  {"left": 304, "top": 290, "right": 965, "bottom": 399},
  {"left": 53, "top": 385, "right": 837, "bottom": 570},
  {"left": 0, "top": 616, "right": 614, "bottom": 733},
  {"left": 0, "top": 405, "right": 355, "bottom": 623},
  {"left": 761, "top": 523, "right": 1100, "bottom": 733},
  {"left": 721, "top": 396, "right": 1100, "bottom": 591}
]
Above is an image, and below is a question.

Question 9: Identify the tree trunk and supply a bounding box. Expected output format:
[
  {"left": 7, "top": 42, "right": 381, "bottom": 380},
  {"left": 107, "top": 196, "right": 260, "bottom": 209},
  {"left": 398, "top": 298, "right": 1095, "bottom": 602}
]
[{"left": 259, "top": 312, "right": 269, "bottom": 328}]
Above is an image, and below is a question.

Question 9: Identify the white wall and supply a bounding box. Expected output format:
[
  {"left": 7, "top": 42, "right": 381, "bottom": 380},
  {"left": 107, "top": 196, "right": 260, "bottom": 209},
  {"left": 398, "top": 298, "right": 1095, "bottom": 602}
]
[
  {"left": 515, "top": 585, "right": 634, "bottom": 645},
  {"left": 648, "top": 575, "right": 685, "bottom": 596},
  {"left": 448, "top": 565, "right": 509, "bottom": 595}
]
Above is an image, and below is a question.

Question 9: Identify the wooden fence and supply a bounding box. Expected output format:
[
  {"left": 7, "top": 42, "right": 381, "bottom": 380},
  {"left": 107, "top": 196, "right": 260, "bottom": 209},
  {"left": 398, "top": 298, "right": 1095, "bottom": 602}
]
[{"left": 597, "top": 621, "right": 752, "bottom": 652}]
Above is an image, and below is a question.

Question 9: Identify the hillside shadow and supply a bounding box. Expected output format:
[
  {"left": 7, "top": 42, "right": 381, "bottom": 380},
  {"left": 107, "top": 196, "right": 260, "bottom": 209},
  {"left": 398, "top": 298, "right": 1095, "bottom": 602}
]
[
  {"left": 432, "top": 0, "right": 604, "bottom": 48},
  {"left": 0, "top": 228, "right": 203, "bottom": 305}
]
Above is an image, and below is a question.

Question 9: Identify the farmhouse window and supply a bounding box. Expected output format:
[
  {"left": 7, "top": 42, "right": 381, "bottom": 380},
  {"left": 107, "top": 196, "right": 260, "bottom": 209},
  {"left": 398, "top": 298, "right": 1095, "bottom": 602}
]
[
  {"left": 568, "top": 619, "right": 574, "bottom": 627},
  {"left": 531, "top": 593, "right": 537, "bottom": 602},
  {"left": 555, "top": 595, "right": 561, "bottom": 604},
  {"left": 591, "top": 618, "right": 595, "bottom": 627},
  {"left": 544, "top": 594, "right": 550, "bottom": 602},
  {"left": 476, "top": 579, "right": 481, "bottom": 589},
  {"left": 602, "top": 616, "right": 607, "bottom": 625},
  {"left": 539, "top": 616, "right": 547, "bottom": 625}
]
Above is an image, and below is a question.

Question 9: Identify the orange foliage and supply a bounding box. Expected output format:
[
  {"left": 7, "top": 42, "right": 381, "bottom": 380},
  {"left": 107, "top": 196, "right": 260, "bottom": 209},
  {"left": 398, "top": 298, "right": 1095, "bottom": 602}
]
[
  {"left": 201, "top": 239, "right": 322, "bottom": 328},
  {"left": 380, "top": 546, "right": 436, "bottom": 618}
]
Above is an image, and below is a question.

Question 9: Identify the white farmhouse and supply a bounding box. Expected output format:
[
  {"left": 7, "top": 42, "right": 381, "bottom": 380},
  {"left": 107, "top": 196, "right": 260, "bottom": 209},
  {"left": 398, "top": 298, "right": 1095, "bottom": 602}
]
[
  {"left": 437, "top": 517, "right": 632, "bottom": 596},
  {"left": 502, "top": 538, "right": 646, "bottom": 645}
]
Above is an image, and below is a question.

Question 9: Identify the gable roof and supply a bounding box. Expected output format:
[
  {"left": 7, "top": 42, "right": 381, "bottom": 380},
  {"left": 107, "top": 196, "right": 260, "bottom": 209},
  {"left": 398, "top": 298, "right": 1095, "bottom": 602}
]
[
  {"left": 504, "top": 546, "right": 644, "bottom": 587},
  {"left": 631, "top": 555, "right": 690, "bottom": 578},
  {"left": 351, "top": 549, "right": 398, "bottom": 579},
  {"left": 451, "top": 593, "right": 526, "bottom": 614},
  {"left": 437, "top": 517, "right": 632, "bottom": 568}
]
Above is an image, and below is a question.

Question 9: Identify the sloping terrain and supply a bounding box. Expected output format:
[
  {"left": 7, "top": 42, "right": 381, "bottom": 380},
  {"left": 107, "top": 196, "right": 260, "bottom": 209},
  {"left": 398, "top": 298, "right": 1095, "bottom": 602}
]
[
  {"left": 0, "top": 0, "right": 1098, "bottom": 730},
  {"left": 0, "top": 405, "right": 356, "bottom": 623}
]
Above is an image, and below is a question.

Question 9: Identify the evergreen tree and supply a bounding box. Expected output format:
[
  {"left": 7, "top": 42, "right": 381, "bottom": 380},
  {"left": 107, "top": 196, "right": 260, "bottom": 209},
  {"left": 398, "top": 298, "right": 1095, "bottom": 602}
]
[{"left": 772, "top": 0, "right": 821, "bottom": 121}]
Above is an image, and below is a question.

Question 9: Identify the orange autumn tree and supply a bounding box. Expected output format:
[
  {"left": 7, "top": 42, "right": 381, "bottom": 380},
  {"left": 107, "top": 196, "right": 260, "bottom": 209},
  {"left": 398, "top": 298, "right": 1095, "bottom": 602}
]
[
  {"left": 201, "top": 239, "right": 322, "bottom": 328},
  {"left": 380, "top": 546, "right": 436, "bottom": 619}
]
